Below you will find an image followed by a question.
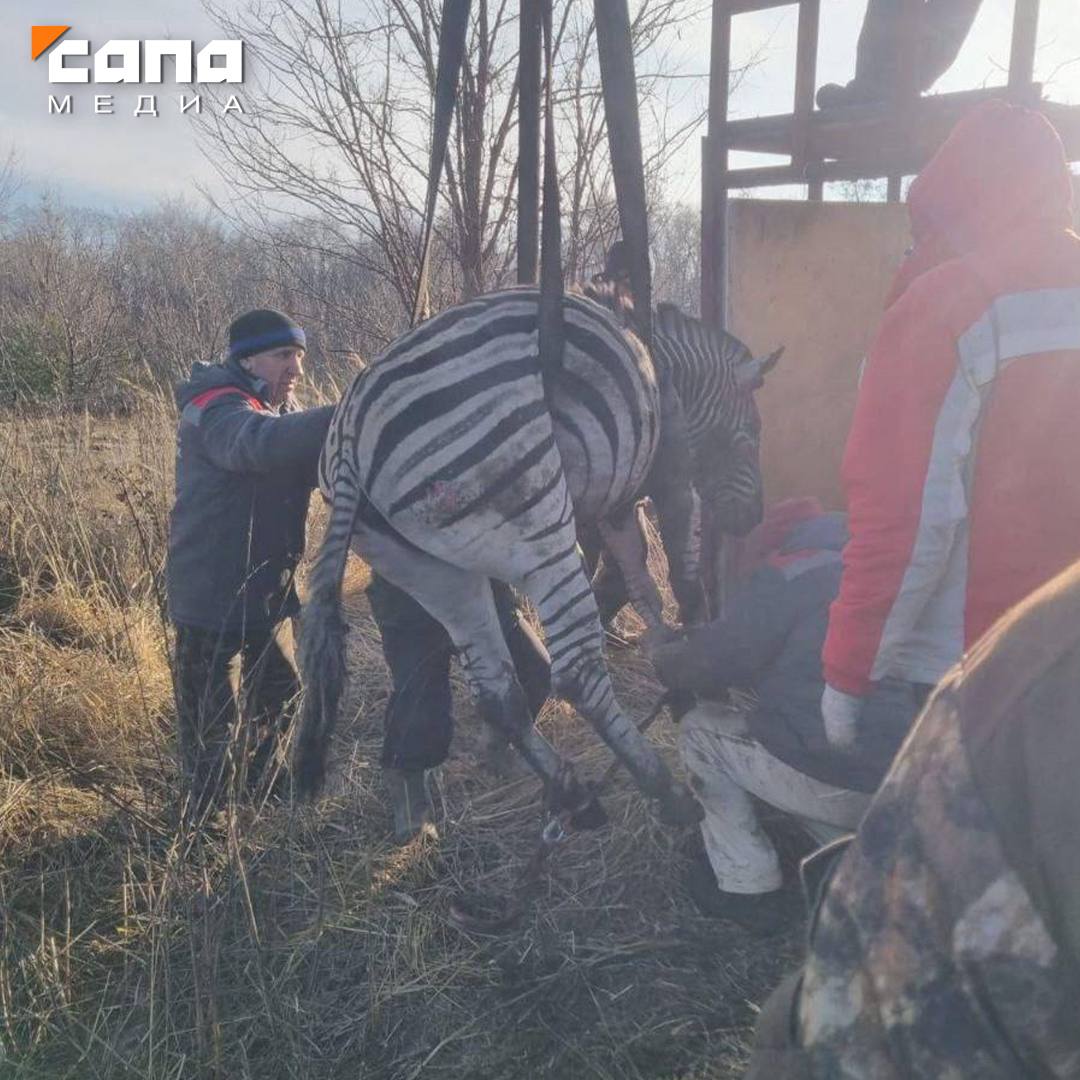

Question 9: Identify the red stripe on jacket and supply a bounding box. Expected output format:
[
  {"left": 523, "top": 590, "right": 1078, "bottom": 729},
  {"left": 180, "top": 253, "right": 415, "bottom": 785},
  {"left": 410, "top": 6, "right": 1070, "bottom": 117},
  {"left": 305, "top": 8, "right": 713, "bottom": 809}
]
[{"left": 189, "top": 386, "right": 268, "bottom": 412}]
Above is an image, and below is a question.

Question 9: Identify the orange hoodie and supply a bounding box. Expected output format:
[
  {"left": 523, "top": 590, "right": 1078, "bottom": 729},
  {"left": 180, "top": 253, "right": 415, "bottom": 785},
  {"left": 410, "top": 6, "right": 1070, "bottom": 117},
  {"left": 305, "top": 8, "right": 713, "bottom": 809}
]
[{"left": 823, "top": 100, "right": 1080, "bottom": 695}]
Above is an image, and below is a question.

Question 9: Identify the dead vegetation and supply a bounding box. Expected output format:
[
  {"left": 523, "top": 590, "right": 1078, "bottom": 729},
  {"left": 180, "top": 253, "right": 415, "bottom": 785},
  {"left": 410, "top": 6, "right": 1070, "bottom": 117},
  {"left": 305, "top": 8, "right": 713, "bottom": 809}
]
[{"left": 0, "top": 403, "right": 802, "bottom": 1079}]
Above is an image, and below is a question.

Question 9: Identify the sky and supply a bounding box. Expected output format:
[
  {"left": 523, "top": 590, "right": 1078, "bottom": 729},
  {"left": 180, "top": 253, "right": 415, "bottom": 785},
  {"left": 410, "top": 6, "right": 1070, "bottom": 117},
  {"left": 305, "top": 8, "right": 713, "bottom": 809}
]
[{"left": 2, "top": 0, "right": 1079, "bottom": 214}]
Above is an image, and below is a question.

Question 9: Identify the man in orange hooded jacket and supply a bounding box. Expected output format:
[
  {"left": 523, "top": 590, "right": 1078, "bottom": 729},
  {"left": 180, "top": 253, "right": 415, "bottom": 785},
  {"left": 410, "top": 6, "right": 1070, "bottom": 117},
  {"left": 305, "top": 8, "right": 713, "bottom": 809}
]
[{"left": 821, "top": 100, "right": 1080, "bottom": 752}]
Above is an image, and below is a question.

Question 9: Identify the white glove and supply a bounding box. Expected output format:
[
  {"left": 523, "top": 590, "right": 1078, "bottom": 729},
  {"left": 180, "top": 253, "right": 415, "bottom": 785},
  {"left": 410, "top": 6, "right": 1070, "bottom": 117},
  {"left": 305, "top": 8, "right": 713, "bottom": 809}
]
[{"left": 821, "top": 685, "right": 863, "bottom": 751}]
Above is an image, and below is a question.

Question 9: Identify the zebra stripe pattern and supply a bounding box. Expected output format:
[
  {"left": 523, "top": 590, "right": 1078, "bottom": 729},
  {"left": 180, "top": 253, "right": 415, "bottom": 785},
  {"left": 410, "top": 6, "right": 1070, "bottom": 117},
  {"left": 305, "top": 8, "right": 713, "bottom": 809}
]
[
  {"left": 298, "top": 285, "right": 701, "bottom": 821},
  {"left": 582, "top": 277, "right": 774, "bottom": 539},
  {"left": 654, "top": 302, "right": 774, "bottom": 537}
]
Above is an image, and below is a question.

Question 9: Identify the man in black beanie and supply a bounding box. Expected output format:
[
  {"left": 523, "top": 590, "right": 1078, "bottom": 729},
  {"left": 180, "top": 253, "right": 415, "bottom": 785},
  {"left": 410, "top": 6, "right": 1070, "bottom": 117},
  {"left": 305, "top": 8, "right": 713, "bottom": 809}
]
[{"left": 167, "top": 308, "right": 335, "bottom": 819}]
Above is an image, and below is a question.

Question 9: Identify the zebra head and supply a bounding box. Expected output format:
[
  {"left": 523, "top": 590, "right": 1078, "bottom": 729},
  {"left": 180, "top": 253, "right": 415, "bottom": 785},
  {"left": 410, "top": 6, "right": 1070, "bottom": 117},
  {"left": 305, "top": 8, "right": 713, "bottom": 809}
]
[
  {"left": 699, "top": 342, "right": 783, "bottom": 538},
  {"left": 580, "top": 274, "right": 784, "bottom": 554},
  {"left": 651, "top": 301, "right": 782, "bottom": 539}
]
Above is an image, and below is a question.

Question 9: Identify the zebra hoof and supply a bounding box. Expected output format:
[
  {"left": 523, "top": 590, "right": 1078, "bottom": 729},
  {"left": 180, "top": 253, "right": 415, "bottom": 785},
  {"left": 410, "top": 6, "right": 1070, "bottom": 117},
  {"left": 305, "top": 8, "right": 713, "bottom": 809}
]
[{"left": 657, "top": 785, "right": 705, "bottom": 827}]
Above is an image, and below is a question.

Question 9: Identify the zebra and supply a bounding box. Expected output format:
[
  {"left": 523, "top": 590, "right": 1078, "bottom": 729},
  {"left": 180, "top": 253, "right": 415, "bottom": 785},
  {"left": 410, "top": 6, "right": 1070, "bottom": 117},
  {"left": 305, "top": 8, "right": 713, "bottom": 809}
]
[
  {"left": 294, "top": 284, "right": 776, "bottom": 825},
  {"left": 580, "top": 273, "right": 783, "bottom": 622}
]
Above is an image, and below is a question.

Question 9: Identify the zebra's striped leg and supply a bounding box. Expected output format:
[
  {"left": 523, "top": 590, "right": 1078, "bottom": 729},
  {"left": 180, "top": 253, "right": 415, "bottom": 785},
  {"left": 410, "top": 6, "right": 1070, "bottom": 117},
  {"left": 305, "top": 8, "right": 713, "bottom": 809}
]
[
  {"left": 354, "top": 527, "right": 596, "bottom": 820},
  {"left": 596, "top": 504, "right": 669, "bottom": 632},
  {"left": 521, "top": 551, "right": 702, "bottom": 826}
]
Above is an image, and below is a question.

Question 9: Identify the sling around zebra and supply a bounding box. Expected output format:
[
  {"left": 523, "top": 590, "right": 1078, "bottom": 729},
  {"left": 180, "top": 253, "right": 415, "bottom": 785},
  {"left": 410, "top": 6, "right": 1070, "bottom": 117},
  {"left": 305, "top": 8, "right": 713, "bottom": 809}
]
[{"left": 294, "top": 284, "right": 774, "bottom": 823}]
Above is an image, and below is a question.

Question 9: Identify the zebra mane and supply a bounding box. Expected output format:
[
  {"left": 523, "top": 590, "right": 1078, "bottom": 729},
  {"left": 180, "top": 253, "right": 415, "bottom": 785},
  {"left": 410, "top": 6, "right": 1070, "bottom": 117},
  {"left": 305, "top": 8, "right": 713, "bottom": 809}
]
[
  {"left": 579, "top": 274, "right": 638, "bottom": 332},
  {"left": 580, "top": 278, "right": 756, "bottom": 375},
  {"left": 654, "top": 302, "right": 756, "bottom": 373}
]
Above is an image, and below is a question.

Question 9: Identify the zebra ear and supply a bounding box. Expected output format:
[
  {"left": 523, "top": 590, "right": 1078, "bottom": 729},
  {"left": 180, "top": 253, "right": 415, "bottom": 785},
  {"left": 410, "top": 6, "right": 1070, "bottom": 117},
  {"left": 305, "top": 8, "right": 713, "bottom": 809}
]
[
  {"left": 736, "top": 345, "right": 784, "bottom": 391},
  {"left": 758, "top": 346, "right": 784, "bottom": 377}
]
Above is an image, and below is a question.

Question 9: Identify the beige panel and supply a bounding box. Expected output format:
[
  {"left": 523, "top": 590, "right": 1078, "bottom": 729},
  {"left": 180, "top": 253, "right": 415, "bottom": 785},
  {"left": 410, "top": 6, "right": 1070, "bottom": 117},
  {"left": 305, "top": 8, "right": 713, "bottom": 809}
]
[{"left": 726, "top": 199, "right": 912, "bottom": 510}]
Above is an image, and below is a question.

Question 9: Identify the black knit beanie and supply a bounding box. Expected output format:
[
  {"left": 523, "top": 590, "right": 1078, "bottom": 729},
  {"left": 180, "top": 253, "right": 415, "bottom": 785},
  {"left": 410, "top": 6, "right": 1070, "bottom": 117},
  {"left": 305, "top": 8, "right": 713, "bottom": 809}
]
[{"left": 228, "top": 308, "right": 306, "bottom": 363}]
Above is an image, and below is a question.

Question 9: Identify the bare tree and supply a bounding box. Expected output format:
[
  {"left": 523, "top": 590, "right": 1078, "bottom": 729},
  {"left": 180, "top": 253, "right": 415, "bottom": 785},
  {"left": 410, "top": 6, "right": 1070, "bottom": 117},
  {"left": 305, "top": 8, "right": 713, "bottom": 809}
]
[
  {"left": 197, "top": 0, "right": 724, "bottom": 335},
  {"left": 112, "top": 203, "right": 270, "bottom": 387},
  {"left": 0, "top": 197, "right": 389, "bottom": 408},
  {"left": 651, "top": 200, "right": 700, "bottom": 314},
  {"left": 0, "top": 202, "right": 129, "bottom": 407},
  {"left": 198, "top": 0, "right": 521, "bottom": 324}
]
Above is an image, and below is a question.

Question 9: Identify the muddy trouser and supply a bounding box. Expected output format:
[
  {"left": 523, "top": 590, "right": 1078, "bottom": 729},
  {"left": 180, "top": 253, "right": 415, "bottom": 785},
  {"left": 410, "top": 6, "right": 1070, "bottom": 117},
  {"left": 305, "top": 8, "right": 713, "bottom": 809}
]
[
  {"left": 678, "top": 703, "right": 870, "bottom": 894},
  {"left": 173, "top": 620, "right": 299, "bottom": 815},
  {"left": 367, "top": 574, "right": 551, "bottom": 772},
  {"left": 854, "top": 0, "right": 983, "bottom": 93}
]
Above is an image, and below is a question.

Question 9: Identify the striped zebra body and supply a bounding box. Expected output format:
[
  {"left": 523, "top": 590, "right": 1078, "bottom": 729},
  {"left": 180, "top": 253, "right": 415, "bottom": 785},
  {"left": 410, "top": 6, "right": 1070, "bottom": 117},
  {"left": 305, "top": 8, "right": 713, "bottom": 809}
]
[
  {"left": 323, "top": 287, "right": 660, "bottom": 565},
  {"left": 298, "top": 285, "right": 701, "bottom": 823},
  {"left": 583, "top": 279, "right": 778, "bottom": 537},
  {"left": 584, "top": 243, "right": 779, "bottom": 542}
]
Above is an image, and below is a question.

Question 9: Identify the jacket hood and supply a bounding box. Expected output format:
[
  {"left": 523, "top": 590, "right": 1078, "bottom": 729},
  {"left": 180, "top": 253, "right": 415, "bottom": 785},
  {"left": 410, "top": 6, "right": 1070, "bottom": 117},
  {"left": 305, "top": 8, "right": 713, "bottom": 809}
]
[
  {"left": 737, "top": 497, "right": 826, "bottom": 575},
  {"left": 887, "top": 100, "right": 1074, "bottom": 306},
  {"left": 175, "top": 359, "right": 268, "bottom": 410}
]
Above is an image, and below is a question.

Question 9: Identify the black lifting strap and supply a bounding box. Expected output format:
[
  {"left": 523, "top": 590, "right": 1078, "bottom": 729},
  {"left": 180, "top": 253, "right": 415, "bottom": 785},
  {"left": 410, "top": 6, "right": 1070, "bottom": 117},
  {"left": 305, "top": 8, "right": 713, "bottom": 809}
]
[
  {"left": 537, "top": 0, "right": 565, "bottom": 384},
  {"left": 412, "top": 0, "right": 472, "bottom": 327},
  {"left": 594, "top": 0, "right": 652, "bottom": 349},
  {"left": 517, "top": 0, "right": 541, "bottom": 285}
]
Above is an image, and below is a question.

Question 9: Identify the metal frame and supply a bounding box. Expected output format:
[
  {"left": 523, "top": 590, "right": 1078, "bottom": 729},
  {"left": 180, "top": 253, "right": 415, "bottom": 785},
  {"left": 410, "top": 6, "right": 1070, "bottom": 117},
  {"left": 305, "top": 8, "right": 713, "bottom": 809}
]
[{"left": 701, "top": 0, "right": 1080, "bottom": 328}]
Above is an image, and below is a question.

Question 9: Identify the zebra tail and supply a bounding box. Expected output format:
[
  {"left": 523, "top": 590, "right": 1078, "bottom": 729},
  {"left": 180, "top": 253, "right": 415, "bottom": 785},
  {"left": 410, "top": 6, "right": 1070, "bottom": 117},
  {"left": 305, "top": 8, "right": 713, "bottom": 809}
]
[{"left": 294, "top": 474, "right": 361, "bottom": 799}]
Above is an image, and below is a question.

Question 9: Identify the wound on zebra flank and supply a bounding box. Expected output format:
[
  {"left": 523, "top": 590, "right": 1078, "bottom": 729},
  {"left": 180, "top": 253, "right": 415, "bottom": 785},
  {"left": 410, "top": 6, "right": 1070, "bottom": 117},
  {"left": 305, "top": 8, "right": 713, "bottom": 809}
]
[{"left": 299, "top": 284, "right": 709, "bottom": 824}]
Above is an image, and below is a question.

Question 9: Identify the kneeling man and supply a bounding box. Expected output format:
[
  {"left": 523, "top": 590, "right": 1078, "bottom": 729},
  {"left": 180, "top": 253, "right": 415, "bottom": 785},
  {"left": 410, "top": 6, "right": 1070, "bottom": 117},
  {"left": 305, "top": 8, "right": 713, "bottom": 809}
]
[{"left": 648, "top": 499, "right": 920, "bottom": 932}]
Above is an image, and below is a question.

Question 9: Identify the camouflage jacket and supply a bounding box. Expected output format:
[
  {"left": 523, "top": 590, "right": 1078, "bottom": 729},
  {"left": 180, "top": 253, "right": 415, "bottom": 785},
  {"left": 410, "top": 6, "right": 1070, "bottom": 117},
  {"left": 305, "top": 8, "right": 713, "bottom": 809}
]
[{"left": 746, "top": 559, "right": 1080, "bottom": 1079}]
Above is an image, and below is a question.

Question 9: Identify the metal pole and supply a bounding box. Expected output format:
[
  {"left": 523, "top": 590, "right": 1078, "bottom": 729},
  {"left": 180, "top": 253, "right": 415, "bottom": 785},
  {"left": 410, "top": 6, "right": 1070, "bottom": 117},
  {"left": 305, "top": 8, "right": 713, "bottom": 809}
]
[
  {"left": 412, "top": 0, "right": 473, "bottom": 326},
  {"left": 702, "top": 1, "right": 731, "bottom": 329},
  {"left": 793, "top": 0, "right": 822, "bottom": 201},
  {"left": 594, "top": 0, "right": 653, "bottom": 346},
  {"left": 517, "top": 0, "right": 541, "bottom": 284},
  {"left": 792, "top": 0, "right": 819, "bottom": 160},
  {"left": 1008, "top": 0, "right": 1040, "bottom": 94}
]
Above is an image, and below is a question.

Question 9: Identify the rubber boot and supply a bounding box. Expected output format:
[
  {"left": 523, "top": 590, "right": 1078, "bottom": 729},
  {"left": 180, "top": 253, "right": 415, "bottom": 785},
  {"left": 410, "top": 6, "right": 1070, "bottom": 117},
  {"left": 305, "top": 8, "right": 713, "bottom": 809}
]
[
  {"left": 683, "top": 846, "right": 791, "bottom": 936},
  {"left": 384, "top": 768, "right": 437, "bottom": 845}
]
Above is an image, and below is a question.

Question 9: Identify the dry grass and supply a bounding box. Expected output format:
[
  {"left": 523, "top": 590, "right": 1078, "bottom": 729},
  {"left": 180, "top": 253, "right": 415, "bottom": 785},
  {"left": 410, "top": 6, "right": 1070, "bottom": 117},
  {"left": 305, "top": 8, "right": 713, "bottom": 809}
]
[{"left": 0, "top": 403, "right": 802, "bottom": 1080}]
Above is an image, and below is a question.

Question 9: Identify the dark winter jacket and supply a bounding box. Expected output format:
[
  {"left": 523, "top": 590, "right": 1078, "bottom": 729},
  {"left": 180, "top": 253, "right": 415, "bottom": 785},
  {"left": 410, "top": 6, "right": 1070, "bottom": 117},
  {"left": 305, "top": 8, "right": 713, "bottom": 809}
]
[
  {"left": 166, "top": 359, "right": 334, "bottom": 633},
  {"left": 653, "top": 510, "right": 918, "bottom": 792}
]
